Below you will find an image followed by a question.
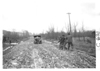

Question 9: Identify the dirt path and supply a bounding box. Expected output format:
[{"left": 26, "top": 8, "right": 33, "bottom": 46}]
[{"left": 3, "top": 38, "right": 96, "bottom": 68}]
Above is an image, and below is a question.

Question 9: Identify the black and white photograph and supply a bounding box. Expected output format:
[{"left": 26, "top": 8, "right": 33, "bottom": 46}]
[{"left": 0, "top": 0, "right": 99, "bottom": 69}]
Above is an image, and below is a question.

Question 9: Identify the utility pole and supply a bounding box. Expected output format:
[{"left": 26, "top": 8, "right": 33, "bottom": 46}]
[{"left": 67, "top": 13, "right": 72, "bottom": 33}]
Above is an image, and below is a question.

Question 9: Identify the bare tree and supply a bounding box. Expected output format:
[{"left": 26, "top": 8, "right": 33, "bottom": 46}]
[
  {"left": 82, "top": 22, "right": 85, "bottom": 32},
  {"left": 81, "top": 22, "right": 86, "bottom": 41}
]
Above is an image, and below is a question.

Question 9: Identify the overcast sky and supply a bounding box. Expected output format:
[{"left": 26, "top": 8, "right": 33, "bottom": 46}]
[{"left": 0, "top": 0, "right": 100, "bottom": 34}]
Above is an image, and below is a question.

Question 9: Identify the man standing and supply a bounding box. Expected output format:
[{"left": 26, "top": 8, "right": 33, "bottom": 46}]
[
  {"left": 67, "top": 33, "right": 73, "bottom": 50},
  {"left": 58, "top": 35, "right": 66, "bottom": 50}
]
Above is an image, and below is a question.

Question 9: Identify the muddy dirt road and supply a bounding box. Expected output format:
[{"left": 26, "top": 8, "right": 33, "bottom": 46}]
[{"left": 3, "top": 38, "right": 96, "bottom": 68}]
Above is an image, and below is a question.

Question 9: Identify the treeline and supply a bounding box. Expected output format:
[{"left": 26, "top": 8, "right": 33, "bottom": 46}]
[
  {"left": 73, "top": 31, "right": 95, "bottom": 38},
  {"left": 39, "top": 27, "right": 95, "bottom": 40},
  {"left": 3, "top": 30, "right": 31, "bottom": 43}
]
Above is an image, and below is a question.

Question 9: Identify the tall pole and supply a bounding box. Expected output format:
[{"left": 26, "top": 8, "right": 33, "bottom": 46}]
[{"left": 67, "top": 13, "right": 71, "bottom": 33}]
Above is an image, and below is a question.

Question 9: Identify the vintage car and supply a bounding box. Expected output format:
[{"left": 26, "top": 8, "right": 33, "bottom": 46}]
[{"left": 34, "top": 35, "right": 42, "bottom": 44}]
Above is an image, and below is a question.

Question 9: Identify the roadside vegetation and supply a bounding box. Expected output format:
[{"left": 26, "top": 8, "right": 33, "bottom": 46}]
[{"left": 3, "top": 30, "right": 31, "bottom": 50}]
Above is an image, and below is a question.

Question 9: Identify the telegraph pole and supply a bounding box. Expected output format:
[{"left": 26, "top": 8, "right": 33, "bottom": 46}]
[{"left": 67, "top": 13, "right": 72, "bottom": 33}]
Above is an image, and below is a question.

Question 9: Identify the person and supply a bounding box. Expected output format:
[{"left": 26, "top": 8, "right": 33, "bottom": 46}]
[
  {"left": 67, "top": 32, "right": 73, "bottom": 50},
  {"left": 58, "top": 35, "right": 66, "bottom": 50}
]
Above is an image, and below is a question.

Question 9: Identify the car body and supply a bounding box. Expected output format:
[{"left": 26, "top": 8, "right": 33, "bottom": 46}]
[{"left": 34, "top": 35, "right": 42, "bottom": 44}]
